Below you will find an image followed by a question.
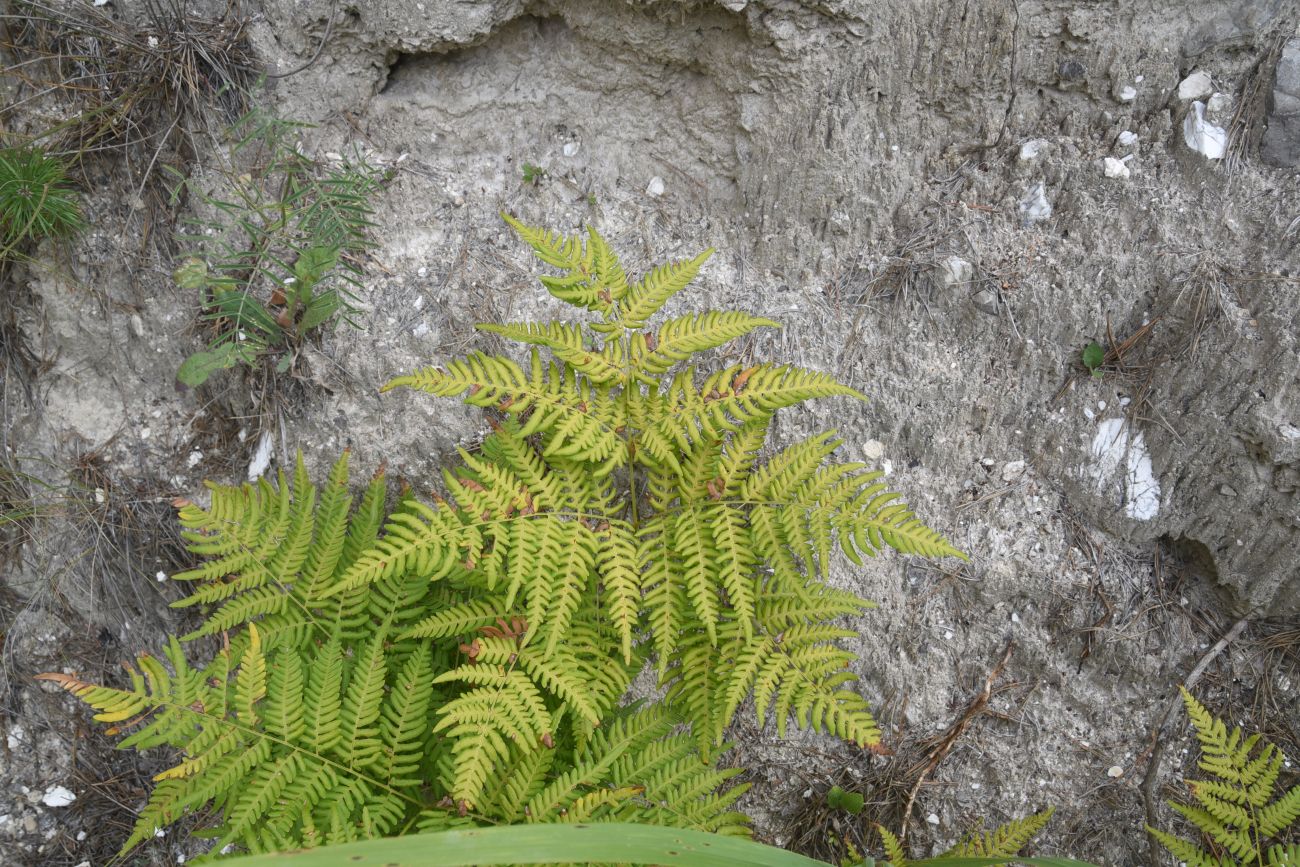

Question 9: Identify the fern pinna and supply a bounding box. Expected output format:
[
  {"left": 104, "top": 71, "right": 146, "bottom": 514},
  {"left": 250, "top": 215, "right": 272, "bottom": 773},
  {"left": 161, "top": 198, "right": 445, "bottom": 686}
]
[
  {"left": 1147, "top": 688, "right": 1300, "bottom": 867},
  {"left": 42, "top": 218, "right": 961, "bottom": 857}
]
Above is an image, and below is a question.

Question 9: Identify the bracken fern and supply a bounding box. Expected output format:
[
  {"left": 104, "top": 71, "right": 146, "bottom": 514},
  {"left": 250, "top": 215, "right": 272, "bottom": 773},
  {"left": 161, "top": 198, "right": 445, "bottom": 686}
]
[{"left": 42, "top": 217, "right": 963, "bottom": 857}]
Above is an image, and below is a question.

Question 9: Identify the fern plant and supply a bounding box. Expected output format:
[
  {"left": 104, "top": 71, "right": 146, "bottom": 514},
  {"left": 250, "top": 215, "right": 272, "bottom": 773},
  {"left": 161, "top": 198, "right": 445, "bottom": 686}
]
[
  {"left": 877, "top": 810, "right": 1056, "bottom": 867},
  {"left": 42, "top": 218, "right": 962, "bottom": 857},
  {"left": 41, "top": 454, "right": 749, "bottom": 855},
  {"left": 1148, "top": 688, "right": 1300, "bottom": 867},
  {"left": 348, "top": 215, "right": 963, "bottom": 791}
]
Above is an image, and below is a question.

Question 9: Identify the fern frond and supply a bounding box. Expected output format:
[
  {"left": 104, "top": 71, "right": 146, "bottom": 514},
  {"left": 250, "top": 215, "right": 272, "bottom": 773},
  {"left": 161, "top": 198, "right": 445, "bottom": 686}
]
[
  {"left": 878, "top": 825, "right": 910, "bottom": 867},
  {"left": 1151, "top": 688, "right": 1300, "bottom": 867},
  {"left": 659, "top": 364, "right": 864, "bottom": 449},
  {"left": 1260, "top": 785, "right": 1300, "bottom": 837},
  {"left": 384, "top": 351, "right": 622, "bottom": 471},
  {"left": 631, "top": 311, "right": 778, "bottom": 378},
  {"left": 432, "top": 665, "right": 552, "bottom": 808},
  {"left": 945, "top": 807, "right": 1055, "bottom": 861},
  {"left": 502, "top": 215, "right": 626, "bottom": 313},
  {"left": 619, "top": 248, "right": 713, "bottom": 330},
  {"left": 478, "top": 321, "right": 624, "bottom": 385}
]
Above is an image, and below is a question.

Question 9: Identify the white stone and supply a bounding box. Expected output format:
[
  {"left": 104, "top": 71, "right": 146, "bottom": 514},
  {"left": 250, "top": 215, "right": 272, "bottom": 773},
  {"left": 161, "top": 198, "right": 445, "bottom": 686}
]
[
  {"left": 6, "top": 725, "right": 24, "bottom": 750},
  {"left": 247, "top": 430, "right": 274, "bottom": 482},
  {"left": 1090, "top": 418, "right": 1161, "bottom": 520},
  {"left": 416, "top": 266, "right": 428, "bottom": 278},
  {"left": 646, "top": 176, "right": 665, "bottom": 197},
  {"left": 1018, "top": 138, "right": 1049, "bottom": 161},
  {"left": 1118, "top": 130, "right": 1138, "bottom": 146},
  {"left": 1207, "top": 92, "right": 1231, "bottom": 113},
  {"left": 1103, "top": 157, "right": 1130, "bottom": 178},
  {"left": 862, "top": 439, "right": 885, "bottom": 460},
  {"left": 926, "top": 813, "right": 940, "bottom": 825},
  {"left": 562, "top": 141, "right": 580, "bottom": 157},
  {"left": 1107, "top": 765, "right": 1124, "bottom": 778},
  {"left": 938, "top": 256, "right": 973, "bottom": 288},
  {"left": 187, "top": 450, "right": 203, "bottom": 468},
  {"left": 1001, "top": 460, "right": 1026, "bottom": 481},
  {"left": 1178, "top": 70, "right": 1214, "bottom": 101},
  {"left": 41, "top": 786, "right": 76, "bottom": 807},
  {"left": 155, "top": 571, "right": 167, "bottom": 582},
  {"left": 1118, "top": 85, "right": 1137, "bottom": 102},
  {"left": 1019, "top": 183, "right": 1052, "bottom": 225},
  {"left": 1183, "top": 101, "right": 1227, "bottom": 159}
]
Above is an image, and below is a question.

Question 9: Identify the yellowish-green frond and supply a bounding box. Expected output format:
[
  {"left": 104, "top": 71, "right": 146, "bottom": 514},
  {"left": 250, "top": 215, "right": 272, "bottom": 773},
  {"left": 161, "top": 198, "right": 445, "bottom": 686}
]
[
  {"left": 619, "top": 248, "right": 713, "bottom": 330},
  {"left": 944, "top": 807, "right": 1056, "bottom": 862},
  {"left": 1150, "top": 688, "right": 1300, "bottom": 867}
]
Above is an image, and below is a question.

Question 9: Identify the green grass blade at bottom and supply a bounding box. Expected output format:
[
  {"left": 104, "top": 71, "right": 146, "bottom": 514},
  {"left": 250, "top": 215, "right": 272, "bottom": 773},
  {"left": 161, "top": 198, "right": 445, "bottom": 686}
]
[{"left": 218, "top": 823, "right": 1102, "bottom": 867}]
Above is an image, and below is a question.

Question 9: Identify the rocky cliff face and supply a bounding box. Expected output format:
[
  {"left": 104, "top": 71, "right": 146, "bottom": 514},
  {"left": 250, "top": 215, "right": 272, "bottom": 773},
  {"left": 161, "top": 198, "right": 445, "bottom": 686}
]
[{"left": 3, "top": 0, "right": 1298, "bottom": 863}]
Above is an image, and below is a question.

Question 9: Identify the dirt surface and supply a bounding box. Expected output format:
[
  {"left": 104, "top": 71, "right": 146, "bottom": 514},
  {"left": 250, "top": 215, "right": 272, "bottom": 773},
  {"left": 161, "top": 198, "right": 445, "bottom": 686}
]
[{"left": 2, "top": 1, "right": 1298, "bottom": 865}]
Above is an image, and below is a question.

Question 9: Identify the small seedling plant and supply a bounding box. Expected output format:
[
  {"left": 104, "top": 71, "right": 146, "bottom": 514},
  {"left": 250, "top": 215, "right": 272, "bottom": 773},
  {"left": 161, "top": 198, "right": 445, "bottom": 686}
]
[
  {"left": 44, "top": 216, "right": 965, "bottom": 857},
  {"left": 1081, "top": 341, "right": 1104, "bottom": 379},
  {"left": 171, "top": 109, "right": 383, "bottom": 387},
  {"left": 0, "top": 146, "right": 82, "bottom": 261}
]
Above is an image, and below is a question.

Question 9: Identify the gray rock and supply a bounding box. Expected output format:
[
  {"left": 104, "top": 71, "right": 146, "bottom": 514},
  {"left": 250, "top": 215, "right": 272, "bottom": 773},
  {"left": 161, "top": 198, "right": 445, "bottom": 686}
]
[{"left": 1261, "top": 38, "right": 1300, "bottom": 168}]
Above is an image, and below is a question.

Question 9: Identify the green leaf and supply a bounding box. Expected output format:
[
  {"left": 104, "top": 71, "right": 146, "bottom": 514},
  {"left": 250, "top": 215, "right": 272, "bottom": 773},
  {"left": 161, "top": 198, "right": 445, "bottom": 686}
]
[
  {"left": 294, "top": 245, "right": 340, "bottom": 287},
  {"left": 175, "top": 257, "right": 211, "bottom": 290},
  {"left": 826, "top": 785, "right": 864, "bottom": 815},
  {"left": 177, "top": 343, "right": 259, "bottom": 387},
  {"left": 218, "top": 823, "right": 835, "bottom": 866},
  {"left": 300, "top": 291, "right": 342, "bottom": 332},
  {"left": 1081, "top": 341, "right": 1104, "bottom": 375}
]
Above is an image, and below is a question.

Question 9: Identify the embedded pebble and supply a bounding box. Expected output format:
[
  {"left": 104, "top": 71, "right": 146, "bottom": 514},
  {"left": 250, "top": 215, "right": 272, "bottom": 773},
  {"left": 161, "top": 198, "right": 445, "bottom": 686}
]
[
  {"left": 1107, "top": 765, "right": 1124, "bottom": 778},
  {"left": 1103, "top": 157, "right": 1131, "bottom": 178},
  {"left": 562, "top": 141, "right": 580, "bottom": 157},
  {"left": 1002, "top": 460, "right": 1026, "bottom": 481},
  {"left": 41, "top": 786, "right": 76, "bottom": 807},
  {"left": 1207, "top": 92, "right": 1231, "bottom": 114},
  {"left": 646, "top": 176, "right": 665, "bottom": 197},
  {"left": 1019, "top": 183, "right": 1052, "bottom": 225},
  {"left": 862, "top": 439, "right": 885, "bottom": 460},
  {"left": 187, "top": 450, "right": 203, "bottom": 468},
  {"left": 155, "top": 571, "right": 167, "bottom": 582},
  {"left": 1118, "top": 85, "right": 1137, "bottom": 102},
  {"left": 939, "top": 256, "right": 973, "bottom": 288},
  {"left": 1019, "top": 139, "right": 1048, "bottom": 161},
  {"left": 1118, "top": 130, "right": 1138, "bottom": 146},
  {"left": 1178, "top": 70, "right": 1213, "bottom": 101},
  {"left": 926, "top": 813, "right": 940, "bottom": 825},
  {"left": 416, "top": 266, "right": 428, "bottom": 278},
  {"left": 1184, "top": 101, "right": 1227, "bottom": 159}
]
